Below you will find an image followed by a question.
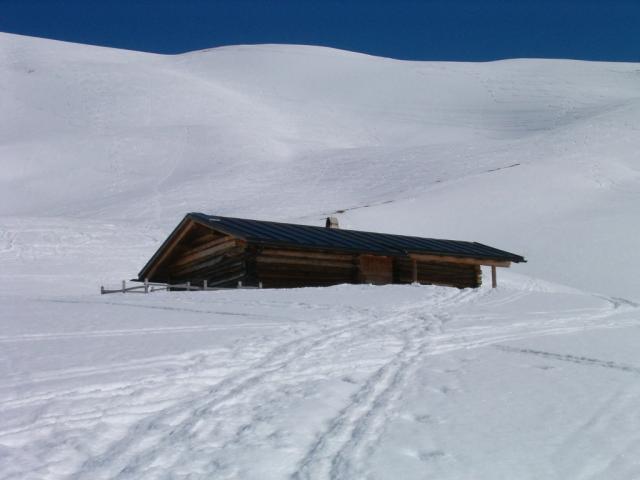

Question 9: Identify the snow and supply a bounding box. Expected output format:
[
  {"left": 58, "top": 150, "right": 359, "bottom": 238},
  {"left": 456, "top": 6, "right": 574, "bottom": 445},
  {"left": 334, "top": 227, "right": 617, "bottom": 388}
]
[{"left": 1, "top": 32, "right": 640, "bottom": 479}]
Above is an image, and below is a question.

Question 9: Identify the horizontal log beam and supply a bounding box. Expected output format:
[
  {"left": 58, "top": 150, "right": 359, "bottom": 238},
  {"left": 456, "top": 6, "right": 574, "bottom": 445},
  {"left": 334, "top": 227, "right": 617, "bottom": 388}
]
[
  {"left": 398, "top": 263, "right": 477, "bottom": 273},
  {"left": 183, "top": 234, "right": 235, "bottom": 256},
  {"left": 259, "top": 249, "right": 355, "bottom": 261},
  {"left": 189, "top": 231, "right": 225, "bottom": 247},
  {"left": 170, "top": 249, "right": 245, "bottom": 277},
  {"left": 172, "top": 239, "right": 239, "bottom": 267},
  {"left": 408, "top": 254, "right": 511, "bottom": 268},
  {"left": 256, "top": 256, "right": 354, "bottom": 269},
  {"left": 261, "top": 281, "right": 344, "bottom": 288},
  {"left": 257, "top": 274, "right": 353, "bottom": 282}
]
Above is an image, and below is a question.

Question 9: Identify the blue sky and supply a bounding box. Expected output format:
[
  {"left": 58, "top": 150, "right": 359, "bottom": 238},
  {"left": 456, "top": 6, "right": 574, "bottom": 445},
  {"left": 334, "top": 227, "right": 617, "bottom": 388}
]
[{"left": 2, "top": 0, "right": 638, "bottom": 61}]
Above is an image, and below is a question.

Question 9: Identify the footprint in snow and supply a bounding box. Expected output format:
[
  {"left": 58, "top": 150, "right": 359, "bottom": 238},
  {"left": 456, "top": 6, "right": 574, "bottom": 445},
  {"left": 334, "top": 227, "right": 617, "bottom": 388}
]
[
  {"left": 413, "top": 413, "right": 433, "bottom": 424},
  {"left": 341, "top": 375, "right": 357, "bottom": 384},
  {"left": 419, "top": 450, "right": 446, "bottom": 461},
  {"left": 534, "top": 364, "right": 555, "bottom": 370}
]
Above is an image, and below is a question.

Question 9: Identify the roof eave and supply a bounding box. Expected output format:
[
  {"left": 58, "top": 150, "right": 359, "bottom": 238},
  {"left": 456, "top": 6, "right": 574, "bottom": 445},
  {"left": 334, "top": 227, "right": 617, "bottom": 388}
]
[{"left": 223, "top": 236, "right": 524, "bottom": 264}]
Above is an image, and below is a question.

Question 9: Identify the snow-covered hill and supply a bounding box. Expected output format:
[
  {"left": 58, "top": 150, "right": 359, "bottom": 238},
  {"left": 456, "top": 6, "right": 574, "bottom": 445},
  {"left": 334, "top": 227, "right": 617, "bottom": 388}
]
[
  {"left": 2, "top": 32, "right": 640, "bottom": 297},
  {"left": 1, "top": 33, "right": 640, "bottom": 479}
]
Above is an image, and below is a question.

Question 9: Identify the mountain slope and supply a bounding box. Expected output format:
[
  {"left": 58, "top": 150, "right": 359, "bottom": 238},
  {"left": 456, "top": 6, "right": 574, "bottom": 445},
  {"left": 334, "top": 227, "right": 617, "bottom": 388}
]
[{"left": 2, "top": 33, "right": 639, "bottom": 298}]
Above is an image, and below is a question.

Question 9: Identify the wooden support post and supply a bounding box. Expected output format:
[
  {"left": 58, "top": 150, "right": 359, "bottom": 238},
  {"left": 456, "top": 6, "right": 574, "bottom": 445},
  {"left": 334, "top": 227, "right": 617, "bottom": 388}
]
[
  {"left": 186, "top": 281, "right": 191, "bottom": 291},
  {"left": 144, "top": 278, "right": 149, "bottom": 294},
  {"left": 203, "top": 279, "right": 208, "bottom": 290},
  {"left": 412, "top": 259, "right": 418, "bottom": 284},
  {"left": 122, "top": 280, "right": 126, "bottom": 293},
  {"left": 491, "top": 265, "right": 497, "bottom": 288}
]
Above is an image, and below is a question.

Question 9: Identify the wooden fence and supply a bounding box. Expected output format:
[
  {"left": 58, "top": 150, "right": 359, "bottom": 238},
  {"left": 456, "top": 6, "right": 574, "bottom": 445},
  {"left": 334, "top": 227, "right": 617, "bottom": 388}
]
[{"left": 100, "top": 279, "right": 262, "bottom": 295}]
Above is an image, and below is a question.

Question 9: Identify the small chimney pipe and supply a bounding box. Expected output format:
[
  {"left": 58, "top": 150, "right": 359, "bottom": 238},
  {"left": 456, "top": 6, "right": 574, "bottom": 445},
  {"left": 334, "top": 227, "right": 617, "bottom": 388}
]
[{"left": 326, "top": 216, "right": 339, "bottom": 229}]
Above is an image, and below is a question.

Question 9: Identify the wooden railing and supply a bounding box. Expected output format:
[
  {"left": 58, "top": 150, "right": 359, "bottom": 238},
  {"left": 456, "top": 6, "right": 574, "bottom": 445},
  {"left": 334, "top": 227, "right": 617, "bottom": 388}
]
[{"left": 100, "top": 279, "right": 262, "bottom": 294}]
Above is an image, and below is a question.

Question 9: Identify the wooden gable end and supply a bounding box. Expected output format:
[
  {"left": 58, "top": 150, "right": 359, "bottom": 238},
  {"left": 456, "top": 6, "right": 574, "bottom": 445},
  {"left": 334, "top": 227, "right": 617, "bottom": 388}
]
[{"left": 140, "top": 218, "right": 246, "bottom": 286}]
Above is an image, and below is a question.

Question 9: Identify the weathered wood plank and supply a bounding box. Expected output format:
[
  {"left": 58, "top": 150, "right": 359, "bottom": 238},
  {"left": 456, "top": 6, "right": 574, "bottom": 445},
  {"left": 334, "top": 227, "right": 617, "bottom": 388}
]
[
  {"left": 393, "top": 258, "right": 481, "bottom": 288},
  {"left": 408, "top": 253, "right": 511, "bottom": 268},
  {"left": 256, "top": 256, "right": 354, "bottom": 269},
  {"left": 171, "top": 239, "right": 239, "bottom": 267},
  {"left": 260, "top": 279, "right": 345, "bottom": 288},
  {"left": 259, "top": 249, "right": 355, "bottom": 261},
  {"left": 257, "top": 269, "right": 353, "bottom": 278},
  {"left": 170, "top": 248, "right": 245, "bottom": 277},
  {"left": 172, "top": 261, "right": 244, "bottom": 281},
  {"left": 189, "top": 231, "right": 224, "bottom": 247},
  {"left": 187, "top": 234, "right": 234, "bottom": 250},
  {"left": 205, "top": 273, "right": 245, "bottom": 288},
  {"left": 257, "top": 273, "right": 352, "bottom": 282}
]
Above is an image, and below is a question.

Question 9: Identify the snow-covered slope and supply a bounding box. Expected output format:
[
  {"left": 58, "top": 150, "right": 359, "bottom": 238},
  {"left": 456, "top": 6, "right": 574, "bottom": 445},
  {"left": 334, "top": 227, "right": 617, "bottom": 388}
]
[
  {"left": 2, "top": 32, "right": 640, "bottom": 297},
  {"left": 3, "top": 282, "right": 639, "bottom": 479},
  {"left": 1, "top": 33, "right": 640, "bottom": 479}
]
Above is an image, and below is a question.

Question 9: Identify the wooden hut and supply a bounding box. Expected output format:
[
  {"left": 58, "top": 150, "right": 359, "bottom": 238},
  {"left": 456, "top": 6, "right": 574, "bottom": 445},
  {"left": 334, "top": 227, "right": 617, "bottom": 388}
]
[{"left": 137, "top": 213, "right": 525, "bottom": 289}]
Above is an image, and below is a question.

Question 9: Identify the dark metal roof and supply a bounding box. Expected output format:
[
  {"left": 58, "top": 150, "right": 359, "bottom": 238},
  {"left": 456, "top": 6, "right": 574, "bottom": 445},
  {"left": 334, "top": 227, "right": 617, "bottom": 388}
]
[{"left": 188, "top": 213, "right": 526, "bottom": 263}]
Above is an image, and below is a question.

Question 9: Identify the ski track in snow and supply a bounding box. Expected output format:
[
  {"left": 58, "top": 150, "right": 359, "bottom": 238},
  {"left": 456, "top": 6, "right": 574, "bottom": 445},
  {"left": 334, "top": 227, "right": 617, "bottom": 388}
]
[
  {"left": 2, "top": 286, "right": 638, "bottom": 479},
  {"left": 494, "top": 345, "right": 640, "bottom": 375},
  {"left": 291, "top": 311, "right": 440, "bottom": 480},
  {"left": 70, "top": 292, "right": 465, "bottom": 479}
]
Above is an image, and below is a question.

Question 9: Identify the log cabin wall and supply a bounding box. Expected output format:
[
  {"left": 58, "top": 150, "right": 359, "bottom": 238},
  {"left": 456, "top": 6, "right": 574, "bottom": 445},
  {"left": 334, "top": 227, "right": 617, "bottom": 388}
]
[
  {"left": 149, "top": 223, "right": 248, "bottom": 288},
  {"left": 253, "top": 247, "right": 357, "bottom": 288},
  {"left": 358, "top": 255, "right": 394, "bottom": 285},
  {"left": 394, "top": 258, "right": 481, "bottom": 288},
  {"left": 251, "top": 248, "right": 479, "bottom": 289}
]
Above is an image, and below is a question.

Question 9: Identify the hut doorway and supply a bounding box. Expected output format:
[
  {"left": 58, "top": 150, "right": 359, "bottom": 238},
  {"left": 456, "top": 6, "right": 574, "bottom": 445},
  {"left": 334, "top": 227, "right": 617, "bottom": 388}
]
[{"left": 358, "top": 255, "right": 393, "bottom": 284}]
